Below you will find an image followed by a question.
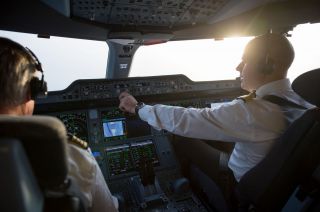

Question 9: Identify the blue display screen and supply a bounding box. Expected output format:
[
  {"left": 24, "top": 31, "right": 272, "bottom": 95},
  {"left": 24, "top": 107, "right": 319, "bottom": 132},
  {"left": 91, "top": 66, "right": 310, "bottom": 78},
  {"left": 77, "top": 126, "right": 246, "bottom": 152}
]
[
  {"left": 103, "top": 118, "right": 126, "bottom": 138},
  {"left": 101, "top": 109, "right": 151, "bottom": 142}
]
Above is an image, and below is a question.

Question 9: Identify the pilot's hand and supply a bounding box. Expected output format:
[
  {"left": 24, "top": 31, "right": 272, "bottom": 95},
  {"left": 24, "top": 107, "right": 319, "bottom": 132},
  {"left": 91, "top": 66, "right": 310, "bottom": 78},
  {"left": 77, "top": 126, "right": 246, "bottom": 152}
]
[{"left": 119, "top": 91, "right": 138, "bottom": 114}]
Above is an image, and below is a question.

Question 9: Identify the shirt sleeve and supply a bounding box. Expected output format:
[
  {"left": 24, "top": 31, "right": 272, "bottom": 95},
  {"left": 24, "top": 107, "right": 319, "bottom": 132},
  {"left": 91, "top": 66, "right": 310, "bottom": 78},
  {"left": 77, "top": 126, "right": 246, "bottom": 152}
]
[
  {"left": 90, "top": 156, "right": 118, "bottom": 212},
  {"left": 67, "top": 145, "right": 118, "bottom": 212},
  {"left": 138, "top": 99, "right": 286, "bottom": 142}
]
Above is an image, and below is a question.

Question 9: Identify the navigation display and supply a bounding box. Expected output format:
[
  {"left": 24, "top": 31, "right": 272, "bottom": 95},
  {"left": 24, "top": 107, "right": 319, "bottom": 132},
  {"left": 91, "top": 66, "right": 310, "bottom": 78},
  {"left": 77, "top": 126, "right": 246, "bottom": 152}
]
[
  {"left": 54, "top": 111, "right": 88, "bottom": 141},
  {"left": 101, "top": 108, "right": 151, "bottom": 142},
  {"left": 103, "top": 118, "right": 126, "bottom": 138}
]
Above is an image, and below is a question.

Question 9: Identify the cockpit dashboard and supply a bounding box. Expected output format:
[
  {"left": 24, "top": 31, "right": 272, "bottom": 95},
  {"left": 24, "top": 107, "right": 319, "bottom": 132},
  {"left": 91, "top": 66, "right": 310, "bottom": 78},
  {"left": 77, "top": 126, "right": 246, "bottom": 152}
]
[{"left": 35, "top": 74, "right": 243, "bottom": 211}]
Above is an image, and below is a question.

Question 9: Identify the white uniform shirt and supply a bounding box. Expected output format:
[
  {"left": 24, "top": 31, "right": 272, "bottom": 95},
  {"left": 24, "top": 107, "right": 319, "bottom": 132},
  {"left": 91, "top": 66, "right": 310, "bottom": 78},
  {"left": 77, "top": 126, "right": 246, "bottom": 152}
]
[
  {"left": 67, "top": 144, "right": 118, "bottom": 212},
  {"left": 138, "top": 79, "right": 314, "bottom": 181}
]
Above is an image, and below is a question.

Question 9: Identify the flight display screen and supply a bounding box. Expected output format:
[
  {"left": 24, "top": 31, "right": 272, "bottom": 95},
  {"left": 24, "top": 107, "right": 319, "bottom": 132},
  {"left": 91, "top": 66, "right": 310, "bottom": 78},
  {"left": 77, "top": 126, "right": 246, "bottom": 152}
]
[
  {"left": 101, "top": 108, "right": 151, "bottom": 142},
  {"left": 103, "top": 118, "right": 126, "bottom": 138},
  {"left": 54, "top": 111, "right": 88, "bottom": 141},
  {"left": 105, "top": 140, "right": 159, "bottom": 177}
]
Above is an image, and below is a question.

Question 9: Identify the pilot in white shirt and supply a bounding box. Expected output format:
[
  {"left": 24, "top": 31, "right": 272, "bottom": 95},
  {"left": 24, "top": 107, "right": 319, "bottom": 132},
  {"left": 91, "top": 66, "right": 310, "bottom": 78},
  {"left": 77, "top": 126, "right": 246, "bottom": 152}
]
[
  {"left": 67, "top": 135, "right": 118, "bottom": 212},
  {"left": 118, "top": 33, "right": 314, "bottom": 199},
  {"left": 0, "top": 37, "right": 118, "bottom": 212},
  {"left": 136, "top": 78, "right": 313, "bottom": 181}
]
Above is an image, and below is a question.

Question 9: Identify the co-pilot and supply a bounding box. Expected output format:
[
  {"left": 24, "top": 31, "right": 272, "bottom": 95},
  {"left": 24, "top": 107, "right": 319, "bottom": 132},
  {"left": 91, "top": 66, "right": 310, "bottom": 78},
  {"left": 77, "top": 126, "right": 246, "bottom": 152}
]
[{"left": 119, "top": 33, "right": 314, "bottom": 203}]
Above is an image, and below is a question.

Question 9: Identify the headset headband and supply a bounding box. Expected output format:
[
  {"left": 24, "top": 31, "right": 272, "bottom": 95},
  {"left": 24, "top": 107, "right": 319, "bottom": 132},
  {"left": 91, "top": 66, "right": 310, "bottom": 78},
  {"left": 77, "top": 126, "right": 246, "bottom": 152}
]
[
  {"left": 23, "top": 47, "right": 47, "bottom": 99},
  {"left": 25, "top": 47, "right": 43, "bottom": 73}
]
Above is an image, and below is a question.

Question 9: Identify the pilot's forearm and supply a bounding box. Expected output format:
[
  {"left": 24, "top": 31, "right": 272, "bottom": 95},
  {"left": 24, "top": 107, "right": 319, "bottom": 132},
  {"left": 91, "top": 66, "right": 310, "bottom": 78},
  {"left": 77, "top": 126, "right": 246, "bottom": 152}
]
[
  {"left": 137, "top": 102, "right": 283, "bottom": 143},
  {"left": 137, "top": 104, "right": 235, "bottom": 141}
]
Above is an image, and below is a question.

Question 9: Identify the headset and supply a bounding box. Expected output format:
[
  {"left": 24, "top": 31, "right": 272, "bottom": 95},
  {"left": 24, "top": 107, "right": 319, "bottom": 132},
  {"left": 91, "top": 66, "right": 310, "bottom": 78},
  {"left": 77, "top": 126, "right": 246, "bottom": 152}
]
[
  {"left": 0, "top": 37, "right": 47, "bottom": 100},
  {"left": 259, "top": 31, "right": 275, "bottom": 75},
  {"left": 24, "top": 47, "right": 48, "bottom": 100}
]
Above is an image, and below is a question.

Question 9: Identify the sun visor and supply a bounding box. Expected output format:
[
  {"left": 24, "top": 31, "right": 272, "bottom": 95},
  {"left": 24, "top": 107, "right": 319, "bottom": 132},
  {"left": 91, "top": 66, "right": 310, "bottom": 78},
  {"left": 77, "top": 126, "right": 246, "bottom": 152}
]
[{"left": 108, "top": 32, "right": 173, "bottom": 45}]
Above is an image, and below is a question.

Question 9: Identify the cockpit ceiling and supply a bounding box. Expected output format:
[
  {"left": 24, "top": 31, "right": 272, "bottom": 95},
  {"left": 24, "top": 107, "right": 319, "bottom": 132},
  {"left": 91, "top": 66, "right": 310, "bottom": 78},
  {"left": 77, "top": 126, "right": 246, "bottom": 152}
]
[
  {"left": 72, "top": 0, "right": 230, "bottom": 28},
  {"left": 70, "top": 0, "right": 320, "bottom": 38}
]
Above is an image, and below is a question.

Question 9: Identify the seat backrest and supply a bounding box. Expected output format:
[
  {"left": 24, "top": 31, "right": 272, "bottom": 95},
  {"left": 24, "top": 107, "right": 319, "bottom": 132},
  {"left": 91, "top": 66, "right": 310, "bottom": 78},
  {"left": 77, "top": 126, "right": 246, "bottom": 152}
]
[
  {"left": 236, "top": 108, "right": 320, "bottom": 211},
  {"left": 0, "top": 115, "right": 80, "bottom": 212},
  {"left": 291, "top": 68, "right": 320, "bottom": 107},
  {"left": 0, "top": 139, "right": 44, "bottom": 212},
  {"left": 0, "top": 115, "right": 69, "bottom": 189},
  {"left": 236, "top": 68, "right": 320, "bottom": 212}
]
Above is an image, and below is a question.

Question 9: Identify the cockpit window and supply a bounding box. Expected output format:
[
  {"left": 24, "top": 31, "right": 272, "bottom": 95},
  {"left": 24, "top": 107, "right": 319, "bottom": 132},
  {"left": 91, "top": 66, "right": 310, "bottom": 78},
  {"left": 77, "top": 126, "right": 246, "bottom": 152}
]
[
  {"left": 130, "top": 37, "right": 252, "bottom": 81},
  {"left": 0, "top": 30, "right": 108, "bottom": 91},
  {"left": 1, "top": 23, "right": 320, "bottom": 92},
  {"left": 130, "top": 23, "right": 320, "bottom": 83}
]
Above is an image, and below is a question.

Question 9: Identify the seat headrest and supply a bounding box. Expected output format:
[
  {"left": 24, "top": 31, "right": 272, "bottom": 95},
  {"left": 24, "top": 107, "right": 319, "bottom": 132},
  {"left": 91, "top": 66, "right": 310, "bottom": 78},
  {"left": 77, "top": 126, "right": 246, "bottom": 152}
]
[
  {"left": 292, "top": 68, "right": 320, "bottom": 107},
  {"left": 0, "top": 115, "right": 68, "bottom": 189}
]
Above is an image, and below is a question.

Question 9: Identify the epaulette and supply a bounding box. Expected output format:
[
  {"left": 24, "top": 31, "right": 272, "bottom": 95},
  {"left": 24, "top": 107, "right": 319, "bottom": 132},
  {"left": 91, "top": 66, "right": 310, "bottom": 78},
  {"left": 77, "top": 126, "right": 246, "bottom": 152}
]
[
  {"left": 236, "top": 90, "right": 256, "bottom": 103},
  {"left": 67, "top": 133, "right": 88, "bottom": 149}
]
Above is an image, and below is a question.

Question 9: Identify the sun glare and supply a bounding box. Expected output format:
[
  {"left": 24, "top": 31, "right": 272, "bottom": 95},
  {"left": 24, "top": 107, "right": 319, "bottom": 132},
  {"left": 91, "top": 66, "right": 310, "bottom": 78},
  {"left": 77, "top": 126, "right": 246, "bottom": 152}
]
[
  {"left": 131, "top": 23, "right": 320, "bottom": 83},
  {"left": 131, "top": 37, "right": 252, "bottom": 81}
]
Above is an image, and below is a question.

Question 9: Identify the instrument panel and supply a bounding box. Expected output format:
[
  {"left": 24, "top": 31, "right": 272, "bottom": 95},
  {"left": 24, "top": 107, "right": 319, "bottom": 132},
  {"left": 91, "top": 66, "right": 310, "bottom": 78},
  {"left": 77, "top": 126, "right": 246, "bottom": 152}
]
[
  {"left": 55, "top": 112, "right": 88, "bottom": 141},
  {"left": 45, "top": 106, "right": 178, "bottom": 181},
  {"left": 35, "top": 74, "right": 243, "bottom": 211}
]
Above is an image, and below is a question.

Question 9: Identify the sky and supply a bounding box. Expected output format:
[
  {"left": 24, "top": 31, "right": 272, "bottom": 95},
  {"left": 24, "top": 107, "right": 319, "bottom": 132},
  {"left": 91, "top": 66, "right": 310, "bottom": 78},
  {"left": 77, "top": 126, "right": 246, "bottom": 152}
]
[
  {"left": 131, "top": 23, "right": 320, "bottom": 82},
  {"left": 0, "top": 23, "right": 320, "bottom": 91}
]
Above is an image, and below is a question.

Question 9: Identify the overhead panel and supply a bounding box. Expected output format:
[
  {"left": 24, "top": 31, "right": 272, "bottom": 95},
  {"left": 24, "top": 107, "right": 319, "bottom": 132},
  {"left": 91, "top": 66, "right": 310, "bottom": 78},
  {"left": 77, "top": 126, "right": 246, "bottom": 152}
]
[
  {"left": 71, "top": 0, "right": 230, "bottom": 29},
  {"left": 72, "top": 0, "right": 112, "bottom": 23}
]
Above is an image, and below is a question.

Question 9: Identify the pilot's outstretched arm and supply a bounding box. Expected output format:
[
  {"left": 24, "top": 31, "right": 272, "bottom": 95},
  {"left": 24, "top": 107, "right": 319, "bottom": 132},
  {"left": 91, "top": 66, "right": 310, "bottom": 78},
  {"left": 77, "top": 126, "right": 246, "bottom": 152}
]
[
  {"left": 119, "top": 91, "right": 287, "bottom": 143},
  {"left": 118, "top": 80, "right": 313, "bottom": 181}
]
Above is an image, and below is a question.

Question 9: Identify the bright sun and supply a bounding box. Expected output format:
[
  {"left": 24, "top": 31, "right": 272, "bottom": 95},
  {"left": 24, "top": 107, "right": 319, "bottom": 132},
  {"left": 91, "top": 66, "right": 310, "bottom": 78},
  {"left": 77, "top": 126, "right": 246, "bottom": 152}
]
[
  {"left": 131, "top": 23, "right": 320, "bottom": 83},
  {"left": 131, "top": 36, "right": 252, "bottom": 81}
]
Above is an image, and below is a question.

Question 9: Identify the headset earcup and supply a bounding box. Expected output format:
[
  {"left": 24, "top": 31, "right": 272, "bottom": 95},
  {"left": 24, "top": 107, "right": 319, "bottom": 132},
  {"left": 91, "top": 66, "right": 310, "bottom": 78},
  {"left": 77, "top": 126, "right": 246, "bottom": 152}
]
[
  {"left": 30, "top": 77, "right": 47, "bottom": 100},
  {"left": 30, "top": 77, "right": 40, "bottom": 100}
]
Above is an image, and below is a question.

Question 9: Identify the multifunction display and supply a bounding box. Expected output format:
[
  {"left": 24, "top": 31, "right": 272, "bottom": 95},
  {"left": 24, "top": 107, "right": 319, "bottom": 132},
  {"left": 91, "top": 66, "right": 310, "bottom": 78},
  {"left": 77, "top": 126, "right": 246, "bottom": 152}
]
[
  {"left": 101, "top": 108, "right": 151, "bottom": 142},
  {"left": 55, "top": 111, "right": 88, "bottom": 141},
  {"left": 106, "top": 140, "right": 159, "bottom": 177}
]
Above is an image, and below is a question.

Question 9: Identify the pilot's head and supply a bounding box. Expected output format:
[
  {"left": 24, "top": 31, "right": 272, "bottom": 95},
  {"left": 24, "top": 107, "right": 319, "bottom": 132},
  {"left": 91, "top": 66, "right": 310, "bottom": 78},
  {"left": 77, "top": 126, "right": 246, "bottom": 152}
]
[
  {"left": 0, "top": 37, "right": 45, "bottom": 115},
  {"left": 236, "top": 33, "right": 295, "bottom": 92}
]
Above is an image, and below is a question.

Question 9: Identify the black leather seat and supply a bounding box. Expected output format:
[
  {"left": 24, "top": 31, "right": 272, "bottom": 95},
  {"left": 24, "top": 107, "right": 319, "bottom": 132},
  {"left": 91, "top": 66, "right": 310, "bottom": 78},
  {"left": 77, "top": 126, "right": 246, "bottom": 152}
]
[
  {"left": 187, "top": 69, "right": 320, "bottom": 212},
  {"left": 0, "top": 116, "right": 85, "bottom": 212}
]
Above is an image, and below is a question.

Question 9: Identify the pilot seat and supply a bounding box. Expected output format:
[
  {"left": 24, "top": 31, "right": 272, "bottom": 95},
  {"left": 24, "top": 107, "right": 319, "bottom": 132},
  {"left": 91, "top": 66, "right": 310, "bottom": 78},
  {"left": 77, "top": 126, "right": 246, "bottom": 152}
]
[
  {"left": 0, "top": 116, "right": 86, "bottom": 212},
  {"left": 184, "top": 68, "right": 320, "bottom": 212}
]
